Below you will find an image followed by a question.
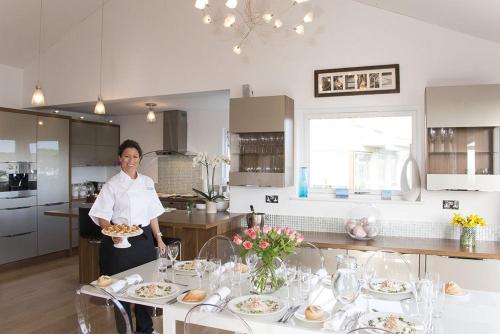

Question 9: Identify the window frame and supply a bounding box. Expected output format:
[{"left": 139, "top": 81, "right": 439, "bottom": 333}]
[{"left": 302, "top": 107, "right": 419, "bottom": 197}]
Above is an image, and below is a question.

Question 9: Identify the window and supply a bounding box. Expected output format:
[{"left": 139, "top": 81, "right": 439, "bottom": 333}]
[{"left": 305, "top": 112, "right": 413, "bottom": 194}]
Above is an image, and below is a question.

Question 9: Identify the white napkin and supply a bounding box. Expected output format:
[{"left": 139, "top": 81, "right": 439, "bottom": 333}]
[
  {"left": 311, "top": 268, "right": 328, "bottom": 286},
  {"left": 322, "top": 306, "right": 357, "bottom": 332},
  {"left": 105, "top": 274, "right": 143, "bottom": 293},
  {"left": 200, "top": 286, "right": 231, "bottom": 312}
]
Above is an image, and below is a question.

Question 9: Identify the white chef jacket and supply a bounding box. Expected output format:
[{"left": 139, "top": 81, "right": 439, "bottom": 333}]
[{"left": 89, "top": 170, "right": 165, "bottom": 227}]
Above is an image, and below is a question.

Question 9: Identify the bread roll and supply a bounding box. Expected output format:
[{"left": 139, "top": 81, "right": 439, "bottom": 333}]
[
  {"left": 445, "top": 281, "right": 462, "bottom": 295},
  {"left": 183, "top": 289, "right": 207, "bottom": 302},
  {"left": 96, "top": 275, "right": 113, "bottom": 287},
  {"left": 305, "top": 305, "right": 324, "bottom": 320}
]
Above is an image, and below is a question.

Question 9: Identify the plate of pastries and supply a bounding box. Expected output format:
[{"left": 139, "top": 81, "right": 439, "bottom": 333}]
[{"left": 102, "top": 224, "right": 143, "bottom": 238}]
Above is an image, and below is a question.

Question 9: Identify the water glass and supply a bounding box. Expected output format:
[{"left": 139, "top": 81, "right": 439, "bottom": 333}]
[
  {"left": 298, "top": 266, "right": 312, "bottom": 304},
  {"left": 207, "top": 258, "right": 222, "bottom": 292},
  {"left": 229, "top": 255, "right": 242, "bottom": 287},
  {"left": 156, "top": 247, "right": 169, "bottom": 281},
  {"left": 194, "top": 257, "right": 207, "bottom": 288},
  {"left": 245, "top": 253, "right": 259, "bottom": 274}
]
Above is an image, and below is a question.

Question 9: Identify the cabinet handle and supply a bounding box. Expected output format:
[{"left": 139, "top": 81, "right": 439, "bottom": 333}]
[
  {"left": 0, "top": 205, "right": 33, "bottom": 211},
  {"left": 448, "top": 256, "right": 483, "bottom": 261},
  {"left": 1, "top": 231, "right": 35, "bottom": 238}
]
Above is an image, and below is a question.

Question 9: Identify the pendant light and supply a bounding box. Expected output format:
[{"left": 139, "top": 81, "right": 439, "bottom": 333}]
[
  {"left": 94, "top": 0, "right": 106, "bottom": 114},
  {"left": 31, "top": 0, "right": 46, "bottom": 106},
  {"left": 145, "top": 103, "right": 157, "bottom": 123}
]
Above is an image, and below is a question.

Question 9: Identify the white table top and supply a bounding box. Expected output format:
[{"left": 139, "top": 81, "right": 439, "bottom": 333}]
[{"left": 82, "top": 260, "right": 500, "bottom": 334}]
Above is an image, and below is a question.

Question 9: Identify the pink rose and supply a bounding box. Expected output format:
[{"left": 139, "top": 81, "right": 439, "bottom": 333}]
[
  {"left": 259, "top": 241, "right": 270, "bottom": 249},
  {"left": 263, "top": 225, "right": 271, "bottom": 234},
  {"left": 242, "top": 240, "right": 252, "bottom": 250},
  {"left": 296, "top": 234, "right": 304, "bottom": 243},
  {"left": 247, "top": 228, "right": 257, "bottom": 240},
  {"left": 289, "top": 233, "right": 296, "bottom": 241},
  {"left": 254, "top": 225, "right": 260, "bottom": 232},
  {"left": 233, "top": 234, "right": 243, "bottom": 245},
  {"left": 284, "top": 227, "right": 291, "bottom": 235},
  {"left": 275, "top": 227, "right": 282, "bottom": 235}
]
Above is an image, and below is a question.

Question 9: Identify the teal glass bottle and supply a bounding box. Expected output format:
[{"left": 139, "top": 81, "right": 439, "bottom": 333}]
[{"left": 298, "top": 167, "right": 309, "bottom": 198}]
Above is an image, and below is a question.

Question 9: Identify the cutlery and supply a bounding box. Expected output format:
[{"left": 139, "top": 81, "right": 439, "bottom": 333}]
[
  {"left": 165, "top": 289, "right": 191, "bottom": 305},
  {"left": 283, "top": 305, "right": 300, "bottom": 324},
  {"left": 163, "top": 279, "right": 188, "bottom": 287},
  {"left": 278, "top": 306, "right": 294, "bottom": 323}
]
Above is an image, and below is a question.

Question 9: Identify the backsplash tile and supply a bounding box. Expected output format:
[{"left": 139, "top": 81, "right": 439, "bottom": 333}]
[
  {"left": 241, "top": 214, "right": 499, "bottom": 241},
  {"left": 157, "top": 156, "right": 202, "bottom": 194}
]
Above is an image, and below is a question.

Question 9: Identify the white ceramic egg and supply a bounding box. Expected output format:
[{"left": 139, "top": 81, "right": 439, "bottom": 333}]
[
  {"left": 352, "top": 225, "right": 367, "bottom": 238},
  {"left": 365, "top": 225, "right": 378, "bottom": 238}
]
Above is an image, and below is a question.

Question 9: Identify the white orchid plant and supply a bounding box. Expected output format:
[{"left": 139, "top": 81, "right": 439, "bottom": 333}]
[{"left": 192, "top": 152, "right": 230, "bottom": 202}]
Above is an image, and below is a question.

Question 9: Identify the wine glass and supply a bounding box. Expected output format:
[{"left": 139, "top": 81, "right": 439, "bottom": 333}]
[
  {"left": 439, "top": 128, "right": 448, "bottom": 152},
  {"left": 245, "top": 253, "right": 259, "bottom": 274},
  {"left": 166, "top": 244, "right": 179, "bottom": 282},
  {"left": 194, "top": 257, "right": 207, "bottom": 288},
  {"left": 208, "top": 258, "right": 222, "bottom": 292},
  {"left": 447, "top": 128, "right": 454, "bottom": 152},
  {"left": 298, "top": 266, "right": 312, "bottom": 304},
  {"left": 429, "top": 128, "right": 437, "bottom": 153}
]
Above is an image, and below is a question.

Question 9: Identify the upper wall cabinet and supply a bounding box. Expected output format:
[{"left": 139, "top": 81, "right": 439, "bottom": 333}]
[
  {"left": 229, "top": 96, "right": 294, "bottom": 187},
  {"left": 426, "top": 85, "right": 500, "bottom": 191},
  {"left": 0, "top": 110, "right": 37, "bottom": 162},
  {"left": 71, "top": 120, "right": 120, "bottom": 167}
]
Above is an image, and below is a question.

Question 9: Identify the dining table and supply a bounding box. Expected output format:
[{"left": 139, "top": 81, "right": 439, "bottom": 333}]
[{"left": 80, "top": 260, "right": 500, "bottom": 334}]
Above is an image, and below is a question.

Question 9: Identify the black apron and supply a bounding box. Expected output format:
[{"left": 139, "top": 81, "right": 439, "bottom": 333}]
[{"left": 100, "top": 225, "right": 156, "bottom": 276}]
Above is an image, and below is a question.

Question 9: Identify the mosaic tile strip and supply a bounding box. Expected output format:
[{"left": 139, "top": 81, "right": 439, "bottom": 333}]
[
  {"left": 241, "top": 214, "right": 500, "bottom": 241},
  {"left": 157, "top": 156, "right": 202, "bottom": 194}
]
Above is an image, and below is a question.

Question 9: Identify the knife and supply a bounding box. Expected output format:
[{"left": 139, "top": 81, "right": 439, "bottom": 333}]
[
  {"left": 283, "top": 305, "right": 300, "bottom": 323},
  {"left": 166, "top": 289, "right": 191, "bottom": 305}
]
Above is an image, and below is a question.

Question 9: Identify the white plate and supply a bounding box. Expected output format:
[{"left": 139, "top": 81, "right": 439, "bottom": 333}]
[
  {"left": 90, "top": 277, "right": 117, "bottom": 288},
  {"left": 176, "top": 291, "right": 209, "bottom": 305},
  {"left": 294, "top": 308, "right": 331, "bottom": 323},
  {"left": 359, "top": 312, "right": 421, "bottom": 333},
  {"left": 127, "top": 282, "right": 179, "bottom": 299},
  {"left": 164, "top": 207, "right": 176, "bottom": 213},
  {"left": 366, "top": 278, "right": 411, "bottom": 295},
  {"left": 446, "top": 290, "right": 469, "bottom": 298},
  {"left": 102, "top": 228, "right": 143, "bottom": 238},
  {"left": 173, "top": 261, "right": 197, "bottom": 274},
  {"left": 228, "top": 295, "right": 286, "bottom": 316}
]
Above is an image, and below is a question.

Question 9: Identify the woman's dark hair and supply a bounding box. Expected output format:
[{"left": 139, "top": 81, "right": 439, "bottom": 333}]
[{"left": 118, "top": 139, "right": 143, "bottom": 158}]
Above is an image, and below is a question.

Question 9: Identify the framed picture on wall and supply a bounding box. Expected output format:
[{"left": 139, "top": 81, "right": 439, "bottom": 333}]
[{"left": 314, "top": 64, "right": 400, "bottom": 97}]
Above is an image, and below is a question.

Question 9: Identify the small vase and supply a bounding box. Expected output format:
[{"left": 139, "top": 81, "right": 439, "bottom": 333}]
[
  {"left": 298, "top": 167, "right": 309, "bottom": 198},
  {"left": 206, "top": 201, "right": 217, "bottom": 213},
  {"left": 400, "top": 145, "right": 421, "bottom": 201},
  {"left": 460, "top": 226, "right": 476, "bottom": 247},
  {"left": 251, "top": 257, "right": 285, "bottom": 294}
]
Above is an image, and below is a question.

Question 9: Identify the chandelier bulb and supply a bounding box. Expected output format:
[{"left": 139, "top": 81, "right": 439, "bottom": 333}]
[
  {"left": 274, "top": 19, "right": 283, "bottom": 29},
  {"left": 225, "top": 0, "right": 237, "bottom": 9},
  {"left": 303, "top": 12, "right": 313, "bottom": 23},
  {"left": 262, "top": 13, "right": 274, "bottom": 23},
  {"left": 224, "top": 14, "right": 236, "bottom": 27},
  {"left": 202, "top": 14, "right": 212, "bottom": 24},
  {"left": 94, "top": 96, "right": 106, "bottom": 115},
  {"left": 31, "top": 84, "right": 46, "bottom": 106},
  {"left": 295, "top": 24, "right": 305, "bottom": 35},
  {"left": 293, "top": 0, "right": 309, "bottom": 4},
  {"left": 195, "top": 0, "right": 208, "bottom": 10},
  {"left": 233, "top": 45, "right": 242, "bottom": 55}
]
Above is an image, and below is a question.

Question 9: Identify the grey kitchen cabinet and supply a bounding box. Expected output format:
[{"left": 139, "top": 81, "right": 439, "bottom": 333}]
[
  {"left": 37, "top": 204, "right": 69, "bottom": 255},
  {"left": 0, "top": 205, "right": 37, "bottom": 264},
  {"left": 71, "top": 120, "right": 120, "bottom": 166},
  {"left": 0, "top": 109, "right": 37, "bottom": 162}
]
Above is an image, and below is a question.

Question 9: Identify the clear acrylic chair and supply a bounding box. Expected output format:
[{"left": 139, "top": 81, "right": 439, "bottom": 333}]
[
  {"left": 75, "top": 284, "right": 133, "bottom": 334},
  {"left": 346, "top": 327, "right": 393, "bottom": 334},
  {"left": 362, "top": 251, "right": 416, "bottom": 293},
  {"left": 184, "top": 303, "right": 253, "bottom": 334},
  {"left": 284, "top": 241, "right": 325, "bottom": 272},
  {"left": 198, "top": 235, "right": 237, "bottom": 263}
]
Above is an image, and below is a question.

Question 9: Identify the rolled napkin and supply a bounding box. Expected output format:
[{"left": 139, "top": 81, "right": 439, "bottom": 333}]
[
  {"left": 311, "top": 268, "right": 328, "bottom": 286},
  {"left": 105, "top": 274, "right": 143, "bottom": 293},
  {"left": 322, "top": 307, "right": 357, "bottom": 332},
  {"left": 200, "top": 286, "right": 231, "bottom": 312}
]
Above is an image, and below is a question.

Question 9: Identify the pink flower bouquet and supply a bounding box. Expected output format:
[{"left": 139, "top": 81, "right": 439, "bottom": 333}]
[{"left": 232, "top": 225, "right": 304, "bottom": 293}]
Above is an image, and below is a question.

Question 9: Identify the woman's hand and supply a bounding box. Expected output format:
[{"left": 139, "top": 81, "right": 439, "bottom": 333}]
[
  {"left": 112, "top": 237, "right": 123, "bottom": 244},
  {"left": 157, "top": 238, "right": 167, "bottom": 255}
]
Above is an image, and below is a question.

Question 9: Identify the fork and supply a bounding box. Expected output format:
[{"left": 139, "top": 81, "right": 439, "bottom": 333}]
[
  {"left": 277, "top": 306, "right": 294, "bottom": 323},
  {"left": 282, "top": 305, "right": 300, "bottom": 324}
]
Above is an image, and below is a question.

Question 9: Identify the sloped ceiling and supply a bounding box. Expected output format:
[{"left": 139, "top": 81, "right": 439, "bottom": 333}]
[
  {"left": 1, "top": 0, "right": 500, "bottom": 69},
  {"left": 353, "top": 0, "right": 500, "bottom": 44}
]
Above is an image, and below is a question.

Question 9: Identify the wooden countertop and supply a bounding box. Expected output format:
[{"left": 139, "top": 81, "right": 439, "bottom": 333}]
[
  {"left": 225, "top": 229, "right": 500, "bottom": 260},
  {"left": 44, "top": 206, "right": 245, "bottom": 230}
]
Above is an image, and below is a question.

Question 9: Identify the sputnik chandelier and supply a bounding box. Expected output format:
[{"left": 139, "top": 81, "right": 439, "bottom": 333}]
[{"left": 194, "top": 0, "right": 314, "bottom": 55}]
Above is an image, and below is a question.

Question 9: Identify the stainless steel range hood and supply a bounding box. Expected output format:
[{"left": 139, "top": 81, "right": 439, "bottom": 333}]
[{"left": 155, "top": 110, "right": 195, "bottom": 156}]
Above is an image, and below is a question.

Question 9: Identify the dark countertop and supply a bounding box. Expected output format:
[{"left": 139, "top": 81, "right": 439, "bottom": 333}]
[{"left": 225, "top": 228, "right": 500, "bottom": 260}]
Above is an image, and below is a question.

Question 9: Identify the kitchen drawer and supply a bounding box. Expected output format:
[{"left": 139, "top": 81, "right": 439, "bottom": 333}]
[
  {"left": 348, "top": 250, "right": 420, "bottom": 280},
  {"left": 37, "top": 204, "right": 70, "bottom": 255},
  {"left": 0, "top": 230, "right": 37, "bottom": 264},
  {"left": 0, "top": 205, "right": 36, "bottom": 236},
  {"left": 426, "top": 255, "right": 500, "bottom": 292}
]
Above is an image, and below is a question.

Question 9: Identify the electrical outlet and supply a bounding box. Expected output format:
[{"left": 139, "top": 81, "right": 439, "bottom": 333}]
[
  {"left": 265, "top": 195, "right": 279, "bottom": 203},
  {"left": 443, "top": 200, "right": 459, "bottom": 210}
]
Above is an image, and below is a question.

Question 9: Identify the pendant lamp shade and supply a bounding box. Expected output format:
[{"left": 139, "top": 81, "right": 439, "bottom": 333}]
[
  {"left": 31, "top": 85, "right": 46, "bottom": 105},
  {"left": 31, "top": 0, "right": 46, "bottom": 106},
  {"left": 145, "top": 103, "right": 157, "bottom": 123},
  {"left": 94, "top": 96, "right": 106, "bottom": 115}
]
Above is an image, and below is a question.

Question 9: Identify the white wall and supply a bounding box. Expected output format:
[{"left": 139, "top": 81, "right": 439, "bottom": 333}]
[
  {"left": 0, "top": 64, "right": 23, "bottom": 108},
  {"left": 21, "top": 0, "right": 500, "bottom": 226}
]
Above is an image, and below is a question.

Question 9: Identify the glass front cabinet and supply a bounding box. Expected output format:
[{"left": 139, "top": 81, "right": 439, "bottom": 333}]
[
  {"left": 426, "top": 85, "right": 500, "bottom": 191},
  {"left": 229, "top": 96, "right": 294, "bottom": 187}
]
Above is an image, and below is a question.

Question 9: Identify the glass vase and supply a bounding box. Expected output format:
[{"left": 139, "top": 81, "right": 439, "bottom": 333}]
[
  {"left": 460, "top": 226, "right": 476, "bottom": 247},
  {"left": 251, "top": 257, "right": 285, "bottom": 294},
  {"left": 298, "top": 167, "right": 309, "bottom": 198}
]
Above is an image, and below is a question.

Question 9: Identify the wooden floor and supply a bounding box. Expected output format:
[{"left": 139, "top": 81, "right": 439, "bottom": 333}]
[{"left": 0, "top": 255, "right": 163, "bottom": 334}]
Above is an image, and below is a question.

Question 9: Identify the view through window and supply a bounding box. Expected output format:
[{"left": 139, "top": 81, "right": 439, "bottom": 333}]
[{"left": 308, "top": 115, "right": 412, "bottom": 193}]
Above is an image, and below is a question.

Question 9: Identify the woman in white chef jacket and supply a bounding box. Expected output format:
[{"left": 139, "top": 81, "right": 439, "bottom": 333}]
[{"left": 89, "top": 139, "right": 166, "bottom": 334}]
